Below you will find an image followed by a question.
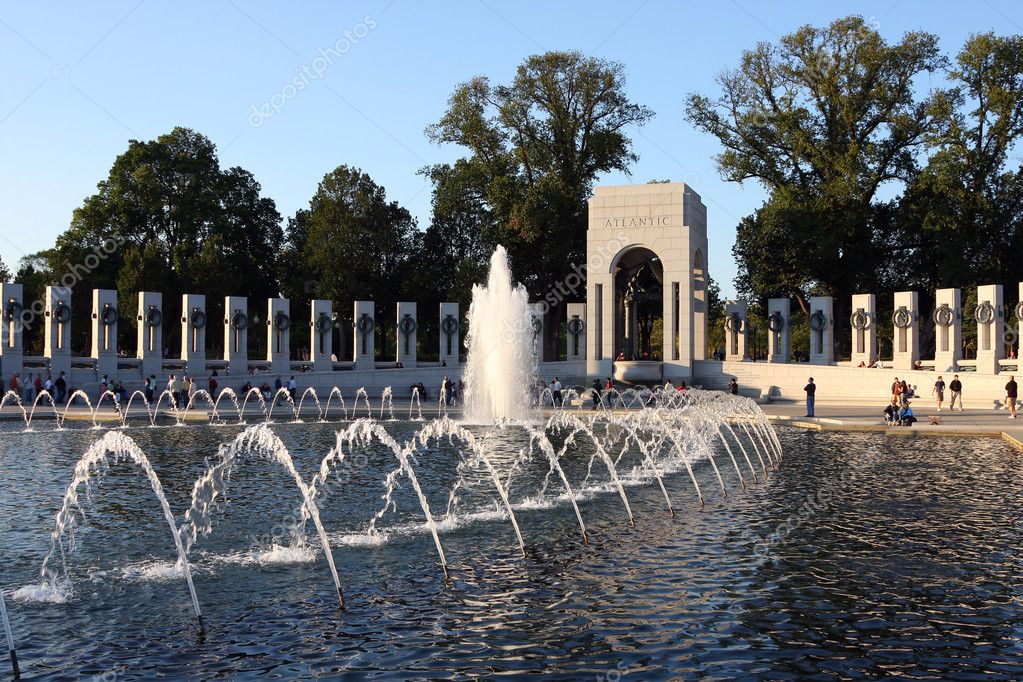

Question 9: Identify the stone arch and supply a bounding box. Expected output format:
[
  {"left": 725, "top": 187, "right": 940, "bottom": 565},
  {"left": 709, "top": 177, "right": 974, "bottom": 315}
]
[{"left": 611, "top": 246, "right": 664, "bottom": 361}]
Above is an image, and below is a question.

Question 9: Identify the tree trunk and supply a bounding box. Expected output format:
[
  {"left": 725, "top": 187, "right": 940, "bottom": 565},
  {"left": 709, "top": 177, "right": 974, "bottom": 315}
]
[{"left": 793, "top": 290, "right": 810, "bottom": 315}]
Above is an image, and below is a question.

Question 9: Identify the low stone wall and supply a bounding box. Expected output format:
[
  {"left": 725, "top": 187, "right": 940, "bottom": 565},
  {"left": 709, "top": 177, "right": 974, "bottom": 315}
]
[
  {"left": 695, "top": 360, "right": 1017, "bottom": 410},
  {"left": 10, "top": 366, "right": 465, "bottom": 403}
]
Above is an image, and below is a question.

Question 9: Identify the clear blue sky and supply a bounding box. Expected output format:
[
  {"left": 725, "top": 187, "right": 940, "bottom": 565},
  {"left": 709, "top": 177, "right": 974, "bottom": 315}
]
[{"left": 1, "top": 0, "right": 1019, "bottom": 298}]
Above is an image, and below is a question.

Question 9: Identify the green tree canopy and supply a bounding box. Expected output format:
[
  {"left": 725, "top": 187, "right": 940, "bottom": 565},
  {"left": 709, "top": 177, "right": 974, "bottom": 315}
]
[
  {"left": 49, "top": 127, "right": 283, "bottom": 353},
  {"left": 427, "top": 50, "right": 653, "bottom": 357},
  {"left": 283, "top": 165, "right": 420, "bottom": 356},
  {"left": 898, "top": 32, "right": 1023, "bottom": 289},
  {"left": 685, "top": 16, "right": 944, "bottom": 312}
]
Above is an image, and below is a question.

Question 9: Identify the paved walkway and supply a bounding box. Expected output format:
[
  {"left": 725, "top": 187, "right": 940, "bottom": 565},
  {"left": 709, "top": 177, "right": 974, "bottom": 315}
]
[
  {"left": 4, "top": 398, "right": 1021, "bottom": 450},
  {"left": 759, "top": 400, "right": 1023, "bottom": 450}
]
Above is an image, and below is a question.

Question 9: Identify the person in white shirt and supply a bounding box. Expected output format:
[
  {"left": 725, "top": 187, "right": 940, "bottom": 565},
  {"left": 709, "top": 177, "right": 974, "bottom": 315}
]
[{"left": 552, "top": 377, "right": 563, "bottom": 407}]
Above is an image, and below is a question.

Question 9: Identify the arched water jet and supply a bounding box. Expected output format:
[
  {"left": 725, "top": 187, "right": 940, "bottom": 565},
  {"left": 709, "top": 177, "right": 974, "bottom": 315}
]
[
  {"left": 353, "top": 388, "right": 372, "bottom": 419},
  {"left": 310, "top": 419, "right": 450, "bottom": 578},
  {"left": 238, "top": 387, "right": 269, "bottom": 422},
  {"left": 734, "top": 418, "right": 769, "bottom": 475},
  {"left": 418, "top": 417, "right": 528, "bottom": 557},
  {"left": 713, "top": 429, "right": 746, "bottom": 489},
  {"left": 19, "top": 431, "right": 203, "bottom": 627},
  {"left": 744, "top": 404, "right": 784, "bottom": 463},
  {"left": 649, "top": 413, "right": 708, "bottom": 505},
  {"left": 0, "top": 587, "right": 18, "bottom": 677},
  {"left": 296, "top": 387, "right": 325, "bottom": 422},
  {"left": 209, "top": 387, "right": 242, "bottom": 424},
  {"left": 121, "top": 390, "right": 156, "bottom": 427},
  {"left": 0, "top": 391, "right": 30, "bottom": 430},
  {"left": 590, "top": 412, "right": 677, "bottom": 515},
  {"left": 409, "top": 387, "right": 423, "bottom": 420},
  {"left": 25, "top": 390, "right": 61, "bottom": 429},
  {"left": 184, "top": 390, "right": 219, "bottom": 424},
  {"left": 379, "top": 387, "right": 394, "bottom": 420},
  {"left": 179, "top": 424, "right": 345, "bottom": 607},
  {"left": 524, "top": 427, "right": 589, "bottom": 542},
  {"left": 721, "top": 420, "right": 759, "bottom": 482},
  {"left": 267, "top": 388, "right": 298, "bottom": 422},
  {"left": 546, "top": 413, "right": 636, "bottom": 525},
  {"left": 741, "top": 408, "right": 777, "bottom": 467},
  {"left": 323, "top": 387, "right": 348, "bottom": 421}
]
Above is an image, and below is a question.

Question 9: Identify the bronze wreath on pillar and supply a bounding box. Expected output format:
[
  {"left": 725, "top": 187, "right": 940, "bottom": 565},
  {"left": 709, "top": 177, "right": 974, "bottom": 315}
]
[
  {"left": 850, "top": 310, "right": 871, "bottom": 330},
  {"left": 189, "top": 308, "right": 207, "bottom": 330},
  {"left": 231, "top": 310, "right": 248, "bottom": 331},
  {"left": 892, "top": 308, "right": 913, "bottom": 329},
  {"left": 933, "top": 305, "right": 955, "bottom": 328},
  {"left": 51, "top": 301, "right": 71, "bottom": 324},
  {"left": 100, "top": 304, "right": 117, "bottom": 326}
]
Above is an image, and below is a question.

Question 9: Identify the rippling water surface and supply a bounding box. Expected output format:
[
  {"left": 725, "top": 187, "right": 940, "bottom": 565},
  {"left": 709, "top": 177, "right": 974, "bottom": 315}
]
[{"left": 1, "top": 421, "right": 1021, "bottom": 680}]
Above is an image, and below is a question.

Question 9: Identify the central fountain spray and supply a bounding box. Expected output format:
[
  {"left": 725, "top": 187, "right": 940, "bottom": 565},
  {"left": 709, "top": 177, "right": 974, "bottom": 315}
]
[{"left": 463, "top": 246, "right": 538, "bottom": 423}]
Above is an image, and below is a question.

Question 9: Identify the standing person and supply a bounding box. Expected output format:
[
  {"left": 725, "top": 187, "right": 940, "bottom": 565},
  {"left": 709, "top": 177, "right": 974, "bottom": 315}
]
[
  {"left": 54, "top": 371, "right": 67, "bottom": 405},
  {"left": 590, "top": 378, "right": 602, "bottom": 411},
  {"left": 728, "top": 378, "right": 739, "bottom": 395},
  {"left": 949, "top": 374, "right": 963, "bottom": 411},
  {"left": 804, "top": 377, "right": 816, "bottom": 417},
  {"left": 274, "top": 376, "right": 283, "bottom": 395},
  {"left": 33, "top": 373, "right": 43, "bottom": 402},
  {"left": 22, "top": 372, "right": 34, "bottom": 404},
  {"left": 1006, "top": 375, "right": 1018, "bottom": 419},
  {"left": 933, "top": 376, "right": 946, "bottom": 412},
  {"left": 287, "top": 376, "right": 297, "bottom": 400},
  {"left": 605, "top": 377, "right": 615, "bottom": 408},
  {"left": 552, "top": 376, "right": 563, "bottom": 407},
  {"left": 43, "top": 374, "right": 53, "bottom": 406},
  {"left": 187, "top": 376, "right": 197, "bottom": 406},
  {"left": 170, "top": 374, "right": 182, "bottom": 409},
  {"left": 209, "top": 371, "right": 219, "bottom": 399},
  {"left": 891, "top": 377, "right": 902, "bottom": 404}
]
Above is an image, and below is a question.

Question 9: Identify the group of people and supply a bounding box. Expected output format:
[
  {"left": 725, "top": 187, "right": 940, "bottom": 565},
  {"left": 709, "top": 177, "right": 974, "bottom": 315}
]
[
  {"left": 439, "top": 376, "right": 463, "bottom": 405},
  {"left": 881, "top": 373, "right": 1018, "bottom": 423},
  {"left": 6, "top": 371, "right": 69, "bottom": 406},
  {"left": 929, "top": 375, "right": 963, "bottom": 412},
  {"left": 920, "top": 373, "right": 1017, "bottom": 420}
]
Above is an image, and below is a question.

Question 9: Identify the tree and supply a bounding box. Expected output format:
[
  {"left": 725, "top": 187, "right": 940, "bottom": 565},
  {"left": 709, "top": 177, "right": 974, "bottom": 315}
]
[
  {"left": 286, "top": 165, "right": 420, "bottom": 359},
  {"left": 0, "top": 256, "right": 9, "bottom": 282},
  {"left": 427, "top": 50, "right": 653, "bottom": 359},
  {"left": 898, "top": 32, "right": 1023, "bottom": 290},
  {"left": 49, "top": 127, "right": 283, "bottom": 354},
  {"left": 686, "top": 16, "right": 944, "bottom": 321},
  {"left": 14, "top": 252, "right": 52, "bottom": 355},
  {"left": 413, "top": 161, "right": 500, "bottom": 309}
]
